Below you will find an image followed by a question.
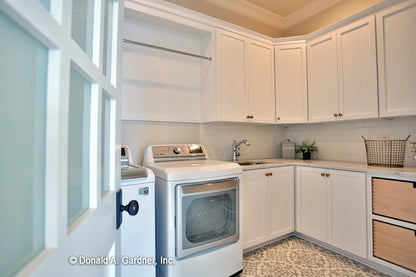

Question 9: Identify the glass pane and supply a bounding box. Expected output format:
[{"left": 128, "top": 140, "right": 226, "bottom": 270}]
[
  {"left": 71, "top": 0, "right": 94, "bottom": 57},
  {"left": 68, "top": 67, "right": 91, "bottom": 226},
  {"left": 185, "top": 194, "right": 236, "bottom": 244},
  {"left": 102, "top": 0, "right": 115, "bottom": 77},
  {"left": 0, "top": 11, "right": 47, "bottom": 277},
  {"left": 101, "top": 92, "right": 112, "bottom": 196},
  {"left": 39, "top": 0, "right": 51, "bottom": 10}
]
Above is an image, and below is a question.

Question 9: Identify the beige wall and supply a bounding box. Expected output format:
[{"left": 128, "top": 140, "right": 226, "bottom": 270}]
[{"left": 283, "top": 0, "right": 384, "bottom": 36}]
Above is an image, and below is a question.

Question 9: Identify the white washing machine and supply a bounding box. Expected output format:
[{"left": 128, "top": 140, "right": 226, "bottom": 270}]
[
  {"left": 143, "top": 144, "right": 243, "bottom": 277},
  {"left": 119, "top": 146, "right": 156, "bottom": 277}
]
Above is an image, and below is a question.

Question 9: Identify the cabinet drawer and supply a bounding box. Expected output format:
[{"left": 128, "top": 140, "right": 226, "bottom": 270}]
[
  {"left": 373, "top": 220, "right": 416, "bottom": 272},
  {"left": 372, "top": 178, "right": 416, "bottom": 224}
]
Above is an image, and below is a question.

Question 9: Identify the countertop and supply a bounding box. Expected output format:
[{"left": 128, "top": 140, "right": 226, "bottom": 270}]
[{"left": 238, "top": 158, "right": 416, "bottom": 179}]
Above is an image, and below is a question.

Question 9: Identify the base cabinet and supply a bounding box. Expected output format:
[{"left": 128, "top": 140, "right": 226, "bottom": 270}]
[
  {"left": 296, "top": 166, "right": 367, "bottom": 258},
  {"left": 242, "top": 166, "right": 294, "bottom": 250}
]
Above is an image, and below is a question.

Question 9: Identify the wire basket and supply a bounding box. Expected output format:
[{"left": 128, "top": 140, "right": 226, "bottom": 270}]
[{"left": 361, "top": 135, "right": 410, "bottom": 167}]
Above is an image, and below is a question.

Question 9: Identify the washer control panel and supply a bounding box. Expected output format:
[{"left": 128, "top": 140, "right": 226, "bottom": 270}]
[{"left": 150, "top": 144, "right": 206, "bottom": 161}]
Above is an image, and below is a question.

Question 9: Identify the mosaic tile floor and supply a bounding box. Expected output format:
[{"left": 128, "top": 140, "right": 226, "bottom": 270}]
[{"left": 242, "top": 236, "right": 389, "bottom": 277}]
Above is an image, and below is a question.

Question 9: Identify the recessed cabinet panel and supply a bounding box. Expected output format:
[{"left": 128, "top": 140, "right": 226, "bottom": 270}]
[
  {"left": 337, "top": 17, "right": 378, "bottom": 120},
  {"left": 247, "top": 41, "right": 275, "bottom": 123},
  {"left": 296, "top": 167, "right": 327, "bottom": 241},
  {"left": 217, "top": 31, "right": 246, "bottom": 122},
  {"left": 307, "top": 34, "right": 339, "bottom": 123},
  {"left": 328, "top": 170, "right": 366, "bottom": 258},
  {"left": 377, "top": 0, "right": 416, "bottom": 117},
  {"left": 242, "top": 170, "right": 266, "bottom": 249},
  {"left": 275, "top": 43, "right": 308, "bottom": 124}
]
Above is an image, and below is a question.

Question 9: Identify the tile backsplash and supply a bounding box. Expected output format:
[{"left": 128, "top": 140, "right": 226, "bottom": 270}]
[
  {"left": 285, "top": 116, "right": 416, "bottom": 167},
  {"left": 121, "top": 116, "right": 416, "bottom": 168}
]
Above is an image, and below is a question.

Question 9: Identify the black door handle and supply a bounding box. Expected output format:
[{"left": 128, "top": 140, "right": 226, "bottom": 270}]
[{"left": 116, "top": 189, "right": 140, "bottom": 229}]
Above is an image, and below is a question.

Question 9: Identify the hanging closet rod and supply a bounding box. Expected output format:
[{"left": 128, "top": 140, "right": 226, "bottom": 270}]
[{"left": 123, "top": 39, "right": 212, "bottom": 61}]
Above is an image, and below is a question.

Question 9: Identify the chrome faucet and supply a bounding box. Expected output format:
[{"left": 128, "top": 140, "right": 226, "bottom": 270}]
[{"left": 232, "top": 139, "right": 250, "bottom": 162}]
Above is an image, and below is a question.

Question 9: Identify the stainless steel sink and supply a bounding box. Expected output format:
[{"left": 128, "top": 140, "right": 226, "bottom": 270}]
[{"left": 237, "top": 161, "right": 266, "bottom": 166}]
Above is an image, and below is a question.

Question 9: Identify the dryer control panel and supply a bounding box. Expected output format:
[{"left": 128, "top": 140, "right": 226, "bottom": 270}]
[{"left": 144, "top": 144, "right": 207, "bottom": 163}]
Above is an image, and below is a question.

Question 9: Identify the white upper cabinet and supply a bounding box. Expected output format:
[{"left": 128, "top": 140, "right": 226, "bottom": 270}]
[
  {"left": 377, "top": 0, "right": 416, "bottom": 117},
  {"left": 337, "top": 17, "right": 378, "bottom": 120},
  {"left": 307, "top": 16, "right": 378, "bottom": 123},
  {"left": 275, "top": 43, "right": 308, "bottom": 124},
  {"left": 215, "top": 29, "right": 275, "bottom": 123},
  {"left": 216, "top": 30, "right": 247, "bottom": 122},
  {"left": 308, "top": 33, "right": 339, "bottom": 123},
  {"left": 247, "top": 40, "right": 275, "bottom": 124}
]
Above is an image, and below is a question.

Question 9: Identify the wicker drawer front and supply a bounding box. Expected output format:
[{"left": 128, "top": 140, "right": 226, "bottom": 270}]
[
  {"left": 373, "top": 220, "right": 416, "bottom": 272},
  {"left": 372, "top": 178, "right": 416, "bottom": 224}
]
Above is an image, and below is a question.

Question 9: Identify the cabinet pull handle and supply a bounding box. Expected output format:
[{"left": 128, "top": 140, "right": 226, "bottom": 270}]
[
  {"left": 334, "top": 113, "right": 338, "bottom": 117},
  {"left": 326, "top": 173, "right": 330, "bottom": 177},
  {"left": 265, "top": 172, "right": 273, "bottom": 177},
  {"left": 321, "top": 172, "right": 325, "bottom": 176},
  {"left": 338, "top": 113, "right": 343, "bottom": 116},
  {"left": 246, "top": 115, "right": 254, "bottom": 119}
]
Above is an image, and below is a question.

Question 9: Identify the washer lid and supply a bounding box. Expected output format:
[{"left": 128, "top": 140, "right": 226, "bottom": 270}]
[{"left": 145, "top": 160, "right": 241, "bottom": 181}]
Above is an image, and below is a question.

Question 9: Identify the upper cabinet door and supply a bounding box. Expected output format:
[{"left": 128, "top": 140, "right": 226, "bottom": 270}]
[
  {"left": 217, "top": 30, "right": 247, "bottom": 122},
  {"left": 337, "top": 16, "right": 378, "bottom": 120},
  {"left": 377, "top": 0, "right": 416, "bottom": 117},
  {"left": 307, "top": 34, "right": 339, "bottom": 123},
  {"left": 247, "top": 41, "right": 275, "bottom": 123},
  {"left": 275, "top": 43, "right": 308, "bottom": 124}
]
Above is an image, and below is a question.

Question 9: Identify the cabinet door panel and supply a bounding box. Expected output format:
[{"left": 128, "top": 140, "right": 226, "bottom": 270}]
[
  {"left": 247, "top": 41, "right": 275, "bottom": 123},
  {"left": 307, "top": 34, "right": 339, "bottom": 123},
  {"left": 217, "top": 31, "right": 246, "bottom": 121},
  {"left": 377, "top": 1, "right": 416, "bottom": 117},
  {"left": 296, "top": 167, "right": 327, "bottom": 241},
  {"left": 337, "top": 16, "right": 378, "bottom": 120},
  {"left": 275, "top": 44, "right": 308, "bottom": 124},
  {"left": 268, "top": 166, "right": 294, "bottom": 238},
  {"left": 328, "top": 170, "right": 367, "bottom": 258},
  {"left": 242, "top": 170, "right": 266, "bottom": 249}
]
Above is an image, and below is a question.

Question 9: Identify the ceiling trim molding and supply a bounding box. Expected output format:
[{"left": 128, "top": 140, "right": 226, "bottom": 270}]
[
  {"left": 282, "top": 0, "right": 344, "bottom": 29},
  {"left": 205, "top": 0, "right": 284, "bottom": 27},
  {"left": 202, "top": 0, "right": 346, "bottom": 30}
]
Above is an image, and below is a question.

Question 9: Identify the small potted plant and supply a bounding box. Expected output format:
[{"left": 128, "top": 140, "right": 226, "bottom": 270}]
[{"left": 297, "top": 141, "right": 318, "bottom": 160}]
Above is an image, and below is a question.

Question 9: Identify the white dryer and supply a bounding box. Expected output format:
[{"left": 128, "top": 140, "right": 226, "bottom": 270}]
[{"left": 143, "top": 144, "right": 243, "bottom": 277}]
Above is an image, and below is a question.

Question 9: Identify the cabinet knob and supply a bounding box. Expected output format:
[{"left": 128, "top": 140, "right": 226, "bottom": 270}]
[
  {"left": 338, "top": 113, "right": 343, "bottom": 116},
  {"left": 326, "top": 173, "right": 330, "bottom": 177},
  {"left": 277, "top": 117, "right": 280, "bottom": 120},
  {"left": 333, "top": 113, "right": 338, "bottom": 117},
  {"left": 246, "top": 115, "right": 254, "bottom": 119},
  {"left": 321, "top": 172, "right": 325, "bottom": 176},
  {"left": 265, "top": 172, "right": 273, "bottom": 177}
]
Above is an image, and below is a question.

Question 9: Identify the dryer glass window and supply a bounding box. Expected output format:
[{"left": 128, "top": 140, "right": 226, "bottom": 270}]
[
  {"left": 186, "top": 194, "right": 235, "bottom": 243},
  {"left": 176, "top": 178, "right": 239, "bottom": 259}
]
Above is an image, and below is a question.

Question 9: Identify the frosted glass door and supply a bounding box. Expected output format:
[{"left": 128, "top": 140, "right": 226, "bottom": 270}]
[
  {"left": 0, "top": 0, "right": 121, "bottom": 276},
  {"left": 0, "top": 10, "right": 48, "bottom": 277}
]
